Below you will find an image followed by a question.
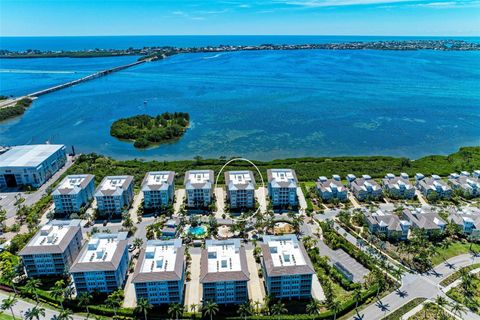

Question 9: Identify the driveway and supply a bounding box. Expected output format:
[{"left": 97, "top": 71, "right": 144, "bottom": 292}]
[
  {"left": 214, "top": 187, "right": 226, "bottom": 219},
  {"left": 174, "top": 188, "right": 185, "bottom": 215},
  {"left": 184, "top": 249, "right": 202, "bottom": 308},
  {"left": 245, "top": 248, "right": 265, "bottom": 305},
  {"left": 415, "top": 190, "right": 429, "bottom": 206},
  {"left": 255, "top": 187, "right": 268, "bottom": 213},
  {"left": 297, "top": 187, "right": 307, "bottom": 213}
]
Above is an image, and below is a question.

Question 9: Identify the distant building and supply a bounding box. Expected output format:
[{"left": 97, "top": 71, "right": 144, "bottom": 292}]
[
  {"left": 316, "top": 175, "right": 348, "bottom": 202},
  {"left": 402, "top": 207, "right": 446, "bottom": 235},
  {"left": 364, "top": 210, "right": 410, "bottom": 240},
  {"left": 261, "top": 235, "right": 314, "bottom": 299},
  {"left": 0, "top": 144, "right": 67, "bottom": 189},
  {"left": 415, "top": 174, "right": 452, "bottom": 200},
  {"left": 52, "top": 174, "right": 95, "bottom": 215},
  {"left": 132, "top": 239, "right": 185, "bottom": 305},
  {"left": 184, "top": 170, "right": 214, "bottom": 208},
  {"left": 347, "top": 174, "right": 382, "bottom": 201},
  {"left": 448, "top": 171, "right": 480, "bottom": 199},
  {"left": 200, "top": 239, "right": 249, "bottom": 304},
  {"left": 267, "top": 169, "right": 298, "bottom": 207},
  {"left": 19, "top": 220, "right": 83, "bottom": 277},
  {"left": 382, "top": 173, "right": 415, "bottom": 199},
  {"left": 225, "top": 171, "right": 256, "bottom": 209},
  {"left": 95, "top": 176, "right": 134, "bottom": 215},
  {"left": 70, "top": 232, "right": 129, "bottom": 294},
  {"left": 142, "top": 171, "right": 175, "bottom": 210},
  {"left": 447, "top": 207, "right": 480, "bottom": 239}
]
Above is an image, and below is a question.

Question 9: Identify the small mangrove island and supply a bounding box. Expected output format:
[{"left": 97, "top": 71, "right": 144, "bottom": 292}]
[{"left": 110, "top": 112, "right": 190, "bottom": 148}]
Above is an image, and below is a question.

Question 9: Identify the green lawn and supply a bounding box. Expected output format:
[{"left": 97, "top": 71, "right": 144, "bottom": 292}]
[
  {"left": 432, "top": 242, "right": 480, "bottom": 266},
  {"left": 0, "top": 314, "right": 15, "bottom": 320}
]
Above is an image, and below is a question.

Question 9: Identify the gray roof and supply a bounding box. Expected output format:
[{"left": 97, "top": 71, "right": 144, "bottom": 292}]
[
  {"left": 19, "top": 220, "right": 82, "bottom": 256},
  {"left": 141, "top": 171, "right": 175, "bottom": 192},
  {"left": 69, "top": 232, "right": 128, "bottom": 273},
  {"left": 200, "top": 239, "right": 249, "bottom": 283},
  {"left": 52, "top": 174, "right": 95, "bottom": 196},
  {"left": 267, "top": 169, "right": 298, "bottom": 188},
  {"left": 0, "top": 144, "right": 65, "bottom": 168},
  {"left": 132, "top": 240, "right": 184, "bottom": 283},
  {"left": 317, "top": 178, "right": 347, "bottom": 193},
  {"left": 448, "top": 175, "right": 480, "bottom": 190},
  {"left": 365, "top": 212, "right": 407, "bottom": 232},
  {"left": 402, "top": 208, "right": 446, "bottom": 230},
  {"left": 225, "top": 170, "right": 256, "bottom": 191},
  {"left": 418, "top": 177, "right": 452, "bottom": 192},
  {"left": 95, "top": 176, "right": 134, "bottom": 197},
  {"left": 184, "top": 170, "right": 214, "bottom": 190},
  {"left": 351, "top": 178, "right": 381, "bottom": 192},
  {"left": 382, "top": 176, "right": 414, "bottom": 190},
  {"left": 261, "top": 235, "right": 315, "bottom": 277}
]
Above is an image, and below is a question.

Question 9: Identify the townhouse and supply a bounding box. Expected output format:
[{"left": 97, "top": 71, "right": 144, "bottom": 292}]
[
  {"left": 415, "top": 174, "right": 452, "bottom": 200},
  {"left": 448, "top": 171, "right": 480, "bottom": 199},
  {"left": 364, "top": 210, "right": 411, "bottom": 240},
  {"left": 316, "top": 175, "right": 348, "bottom": 202},
  {"left": 382, "top": 173, "right": 415, "bottom": 199},
  {"left": 402, "top": 207, "right": 446, "bottom": 235},
  {"left": 347, "top": 174, "right": 383, "bottom": 201}
]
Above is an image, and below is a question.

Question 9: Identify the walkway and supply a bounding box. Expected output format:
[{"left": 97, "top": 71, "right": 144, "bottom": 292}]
[
  {"left": 173, "top": 188, "right": 185, "bottom": 215},
  {"left": 214, "top": 187, "right": 226, "bottom": 219},
  {"left": 352, "top": 253, "right": 480, "bottom": 320},
  {"left": 184, "top": 249, "right": 202, "bottom": 309},
  {"left": 245, "top": 249, "right": 265, "bottom": 305}
]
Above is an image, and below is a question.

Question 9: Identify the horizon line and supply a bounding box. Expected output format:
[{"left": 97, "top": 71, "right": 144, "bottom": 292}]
[{"left": 1, "top": 34, "right": 479, "bottom": 38}]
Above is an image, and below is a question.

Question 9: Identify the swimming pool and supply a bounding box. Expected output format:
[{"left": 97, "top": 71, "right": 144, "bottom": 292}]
[{"left": 188, "top": 225, "right": 207, "bottom": 236}]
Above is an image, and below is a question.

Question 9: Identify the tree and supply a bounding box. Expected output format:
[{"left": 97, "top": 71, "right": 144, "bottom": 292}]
[
  {"left": 51, "top": 280, "right": 66, "bottom": 309},
  {"left": 25, "top": 278, "right": 42, "bottom": 303},
  {"left": 24, "top": 306, "right": 46, "bottom": 320},
  {"left": 202, "top": 300, "right": 219, "bottom": 320},
  {"left": 190, "top": 303, "right": 198, "bottom": 318},
  {"left": 135, "top": 298, "right": 152, "bottom": 320},
  {"left": 434, "top": 295, "right": 449, "bottom": 318},
  {"left": 105, "top": 289, "right": 124, "bottom": 317},
  {"left": 237, "top": 300, "right": 253, "bottom": 320},
  {"left": 330, "top": 300, "right": 341, "bottom": 320},
  {"left": 306, "top": 299, "right": 321, "bottom": 319},
  {"left": 0, "top": 265, "right": 18, "bottom": 295},
  {"left": 451, "top": 302, "right": 467, "bottom": 318},
  {"left": 271, "top": 301, "right": 287, "bottom": 320},
  {"left": 133, "top": 238, "right": 144, "bottom": 250},
  {"left": 52, "top": 309, "right": 73, "bottom": 320},
  {"left": 77, "top": 292, "right": 92, "bottom": 316},
  {"left": 353, "top": 288, "right": 362, "bottom": 310},
  {"left": 168, "top": 302, "right": 184, "bottom": 320},
  {"left": 0, "top": 295, "right": 17, "bottom": 320}
]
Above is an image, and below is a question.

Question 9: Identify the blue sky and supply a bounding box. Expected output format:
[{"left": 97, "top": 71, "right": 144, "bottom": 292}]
[{"left": 1, "top": 0, "right": 479, "bottom": 36}]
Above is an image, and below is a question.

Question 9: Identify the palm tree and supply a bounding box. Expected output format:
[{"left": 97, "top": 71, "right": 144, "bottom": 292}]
[
  {"left": 133, "top": 237, "right": 144, "bottom": 250},
  {"left": 135, "top": 298, "right": 152, "bottom": 320},
  {"left": 77, "top": 292, "right": 92, "bottom": 317},
  {"left": 190, "top": 303, "right": 198, "bottom": 318},
  {"left": 451, "top": 302, "right": 467, "bottom": 318},
  {"left": 237, "top": 300, "right": 253, "bottom": 320},
  {"left": 24, "top": 306, "right": 46, "bottom": 320},
  {"left": 330, "top": 300, "right": 341, "bottom": 320},
  {"left": 168, "top": 302, "right": 184, "bottom": 320},
  {"left": 253, "top": 300, "right": 261, "bottom": 315},
  {"left": 306, "top": 299, "right": 321, "bottom": 319},
  {"left": 1, "top": 267, "right": 18, "bottom": 295},
  {"left": 271, "top": 301, "right": 287, "bottom": 320},
  {"left": 51, "top": 280, "right": 66, "bottom": 309},
  {"left": 25, "top": 278, "right": 42, "bottom": 304},
  {"left": 434, "top": 295, "right": 449, "bottom": 318},
  {"left": 105, "top": 289, "right": 123, "bottom": 317},
  {"left": 54, "top": 309, "right": 73, "bottom": 320},
  {"left": 0, "top": 295, "right": 17, "bottom": 320},
  {"left": 353, "top": 288, "right": 362, "bottom": 310},
  {"left": 202, "top": 300, "right": 219, "bottom": 320}
]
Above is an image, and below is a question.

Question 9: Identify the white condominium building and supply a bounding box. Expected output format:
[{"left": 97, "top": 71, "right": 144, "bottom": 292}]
[
  {"left": 19, "top": 220, "right": 83, "bottom": 277},
  {"left": 225, "top": 171, "right": 256, "bottom": 209},
  {"left": 132, "top": 239, "right": 185, "bottom": 305},
  {"left": 142, "top": 171, "right": 175, "bottom": 210},
  {"left": 70, "top": 232, "right": 129, "bottom": 294},
  {"left": 267, "top": 169, "right": 298, "bottom": 207},
  {"left": 200, "top": 239, "right": 249, "bottom": 304},
  {"left": 184, "top": 170, "right": 214, "bottom": 208},
  {"left": 52, "top": 174, "right": 95, "bottom": 215},
  {"left": 261, "top": 235, "right": 314, "bottom": 299},
  {"left": 95, "top": 175, "right": 134, "bottom": 215}
]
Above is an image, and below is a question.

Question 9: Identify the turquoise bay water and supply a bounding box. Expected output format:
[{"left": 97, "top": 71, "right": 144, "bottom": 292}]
[{"left": 0, "top": 49, "right": 479, "bottom": 161}]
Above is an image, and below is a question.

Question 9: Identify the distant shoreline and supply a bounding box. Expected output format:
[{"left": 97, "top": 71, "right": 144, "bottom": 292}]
[{"left": 1, "top": 39, "right": 479, "bottom": 59}]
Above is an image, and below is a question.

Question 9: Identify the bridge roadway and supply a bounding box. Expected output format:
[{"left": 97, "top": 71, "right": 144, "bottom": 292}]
[{"left": 1, "top": 59, "right": 147, "bottom": 108}]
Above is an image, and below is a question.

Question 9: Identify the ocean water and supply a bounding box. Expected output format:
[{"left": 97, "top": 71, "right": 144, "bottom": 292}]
[{"left": 0, "top": 45, "right": 479, "bottom": 161}]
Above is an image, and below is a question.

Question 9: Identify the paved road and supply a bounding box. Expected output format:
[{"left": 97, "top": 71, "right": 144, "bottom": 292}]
[
  {"left": 0, "top": 291, "right": 86, "bottom": 320},
  {"left": 353, "top": 253, "right": 480, "bottom": 320}
]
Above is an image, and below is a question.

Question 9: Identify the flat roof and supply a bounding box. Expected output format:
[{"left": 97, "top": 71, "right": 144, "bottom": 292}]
[
  {"left": 52, "top": 174, "right": 94, "bottom": 196},
  {"left": 70, "top": 232, "right": 128, "bottom": 273},
  {"left": 95, "top": 176, "right": 133, "bottom": 197},
  {"left": 184, "top": 170, "right": 214, "bottom": 189},
  {"left": 267, "top": 169, "right": 297, "bottom": 188},
  {"left": 225, "top": 171, "right": 255, "bottom": 191},
  {"left": 0, "top": 144, "right": 65, "bottom": 168},
  {"left": 141, "top": 171, "right": 175, "bottom": 192},
  {"left": 19, "top": 220, "right": 81, "bottom": 255}
]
